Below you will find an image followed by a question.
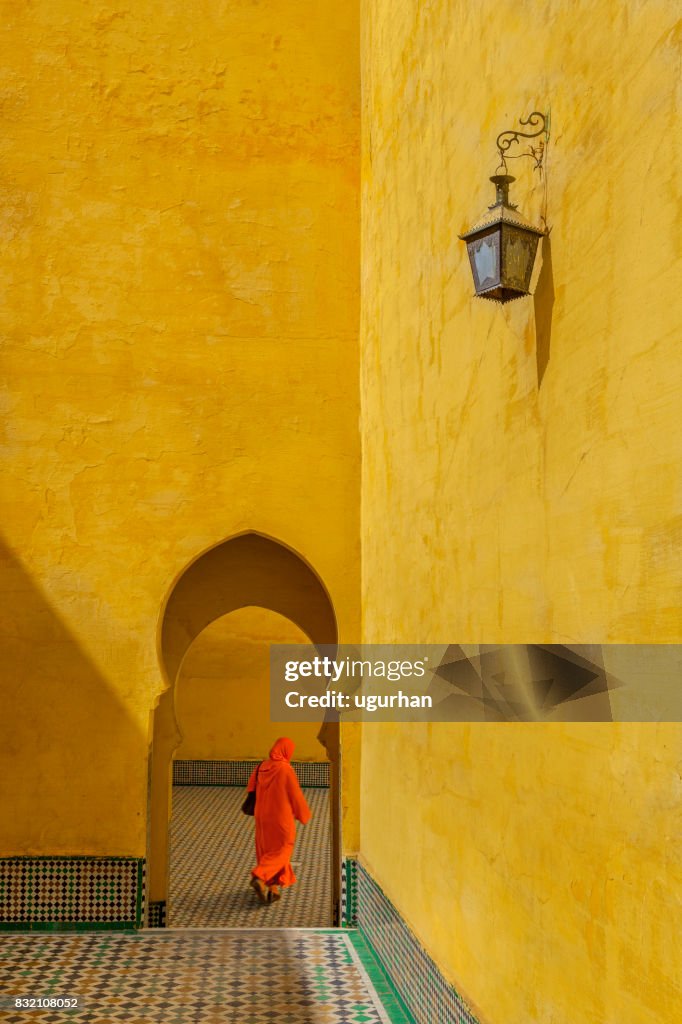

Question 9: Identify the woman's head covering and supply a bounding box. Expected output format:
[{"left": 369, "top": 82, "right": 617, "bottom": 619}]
[{"left": 269, "top": 737, "right": 295, "bottom": 762}]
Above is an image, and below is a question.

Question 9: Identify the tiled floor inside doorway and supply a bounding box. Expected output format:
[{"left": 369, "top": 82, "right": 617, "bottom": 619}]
[{"left": 169, "top": 786, "right": 332, "bottom": 928}]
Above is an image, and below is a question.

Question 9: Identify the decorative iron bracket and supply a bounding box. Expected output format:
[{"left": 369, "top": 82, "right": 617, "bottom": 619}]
[{"left": 495, "top": 111, "right": 550, "bottom": 172}]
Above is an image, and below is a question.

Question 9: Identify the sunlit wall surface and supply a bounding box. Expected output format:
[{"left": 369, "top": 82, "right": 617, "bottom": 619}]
[{"left": 359, "top": 2, "right": 682, "bottom": 1022}]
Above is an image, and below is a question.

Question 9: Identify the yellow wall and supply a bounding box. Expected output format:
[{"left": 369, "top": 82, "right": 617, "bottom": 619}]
[
  {"left": 360, "top": 2, "right": 681, "bottom": 1023},
  {"left": 174, "top": 606, "right": 327, "bottom": 761},
  {"left": 0, "top": 0, "right": 359, "bottom": 856}
]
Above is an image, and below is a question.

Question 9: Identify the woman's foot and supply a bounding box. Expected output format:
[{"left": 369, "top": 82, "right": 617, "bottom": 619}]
[
  {"left": 250, "top": 876, "right": 269, "bottom": 904},
  {"left": 267, "top": 885, "right": 281, "bottom": 903}
]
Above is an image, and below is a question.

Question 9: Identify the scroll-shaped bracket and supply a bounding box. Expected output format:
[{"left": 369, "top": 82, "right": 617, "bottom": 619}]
[{"left": 495, "top": 111, "right": 550, "bottom": 173}]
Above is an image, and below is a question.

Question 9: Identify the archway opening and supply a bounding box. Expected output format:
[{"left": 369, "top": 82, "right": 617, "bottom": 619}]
[
  {"left": 170, "top": 607, "right": 333, "bottom": 926},
  {"left": 148, "top": 532, "right": 340, "bottom": 928}
]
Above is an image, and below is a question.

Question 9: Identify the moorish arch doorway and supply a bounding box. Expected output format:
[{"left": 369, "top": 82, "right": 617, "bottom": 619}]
[{"left": 147, "top": 531, "right": 340, "bottom": 927}]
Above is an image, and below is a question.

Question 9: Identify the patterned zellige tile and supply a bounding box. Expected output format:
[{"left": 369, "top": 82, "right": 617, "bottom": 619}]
[
  {"left": 0, "top": 858, "right": 143, "bottom": 929},
  {"left": 173, "top": 759, "right": 330, "bottom": 788},
  {"left": 0, "top": 930, "right": 401, "bottom": 1024}
]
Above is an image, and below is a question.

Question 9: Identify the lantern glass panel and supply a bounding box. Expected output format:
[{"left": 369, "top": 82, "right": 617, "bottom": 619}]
[
  {"left": 467, "top": 228, "right": 500, "bottom": 293},
  {"left": 501, "top": 226, "right": 540, "bottom": 293}
]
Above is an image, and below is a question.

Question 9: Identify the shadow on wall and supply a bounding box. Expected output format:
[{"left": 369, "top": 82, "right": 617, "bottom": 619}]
[
  {"left": 534, "top": 235, "right": 555, "bottom": 387},
  {"left": 0, "top": 536, "right": 143, "bottom": 854}
]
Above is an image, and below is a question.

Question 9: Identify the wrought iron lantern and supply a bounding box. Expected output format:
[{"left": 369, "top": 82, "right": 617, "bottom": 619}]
[{"left": 459, "top": 112, "right": 548, "bottom": 303}]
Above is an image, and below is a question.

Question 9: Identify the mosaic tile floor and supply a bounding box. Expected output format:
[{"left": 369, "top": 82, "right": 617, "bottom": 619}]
[
  {"left": 169, "top": 787, "right": 332, "bottom": 928},
  {"left": 0, "top": 929, "right": 411, "bottom": 1023}
]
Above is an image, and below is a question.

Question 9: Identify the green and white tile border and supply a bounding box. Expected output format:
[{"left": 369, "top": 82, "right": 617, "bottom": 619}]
[
  {"left": 343, "top": 858, "right": 480, "bottom": 1024},
  {"left": 173, "top": 758, "right": 330, "bottom": 788},
  {"left": 0, "top": 857, "right": 144, "bottom": 931},
  {"left": 350, "top": 930, "right": 418, "bottom": 1024}
]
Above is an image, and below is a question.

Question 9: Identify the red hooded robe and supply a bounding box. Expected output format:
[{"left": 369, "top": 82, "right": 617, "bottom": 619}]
[{"left": 247, "top": 737, "right": 312, "bottom": 887}]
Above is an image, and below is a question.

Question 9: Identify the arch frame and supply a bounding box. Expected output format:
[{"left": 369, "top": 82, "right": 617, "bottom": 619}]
[{"left": 146, "top": 530, "right": 342, "bottom": 928}]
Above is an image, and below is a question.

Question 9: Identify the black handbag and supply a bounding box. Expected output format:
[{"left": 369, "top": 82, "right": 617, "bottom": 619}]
[{"left": 241, "top": 762, "right": 262, "bottom": 815}]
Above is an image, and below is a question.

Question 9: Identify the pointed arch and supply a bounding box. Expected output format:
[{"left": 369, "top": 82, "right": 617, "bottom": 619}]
[
  {"left": 159, "top": 531, "right": 338, "bottom": 684},
  {"left": 147, "top": 531, "right": 340, "bottom": 927}
]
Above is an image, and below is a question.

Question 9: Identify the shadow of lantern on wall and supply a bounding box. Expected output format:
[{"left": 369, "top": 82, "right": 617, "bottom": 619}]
[{"left": 459, "top": 112, "right": 549, "bottom": 303}]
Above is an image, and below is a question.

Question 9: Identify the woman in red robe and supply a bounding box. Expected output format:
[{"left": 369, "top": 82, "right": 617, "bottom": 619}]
[{"left": 246, "top": 737, "right": 312, "bottom": 903}]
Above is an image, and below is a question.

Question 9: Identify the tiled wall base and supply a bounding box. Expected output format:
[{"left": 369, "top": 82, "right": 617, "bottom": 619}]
[
  {"left": 147, "top": 900, "right": 166, "bottom": 928},
  {"left": 173, "top": 758, "right": 330, "bottom": 788},
  {"left": 341, "top": 856, "right": 358, "bottom": 926},
  {"left": 346, "top": 858, "right": 480, "bottom": 1024},
  {"left": 0, "top": 857, "right": 144, "bottom": 931}
]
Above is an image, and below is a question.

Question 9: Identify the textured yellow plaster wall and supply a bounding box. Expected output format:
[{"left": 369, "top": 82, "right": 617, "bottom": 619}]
[
  {"left": 174, "top": 606, "right": 327, "bottom": 761},
  {"left": 0, "top": 0, "right": 359, "bottom": 856},
  {"left": 360, "top": 2, "right": 681, "bottom": 1023}
]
